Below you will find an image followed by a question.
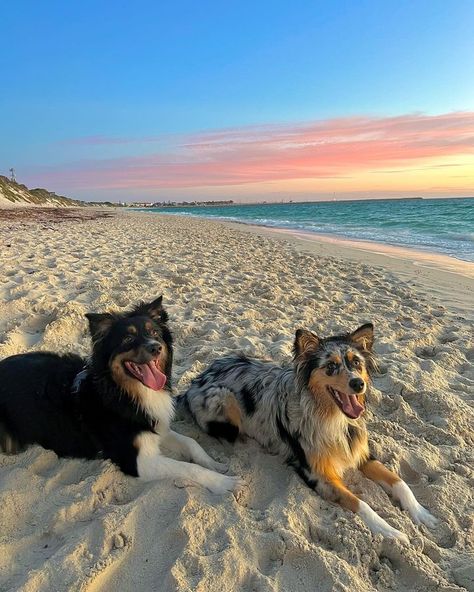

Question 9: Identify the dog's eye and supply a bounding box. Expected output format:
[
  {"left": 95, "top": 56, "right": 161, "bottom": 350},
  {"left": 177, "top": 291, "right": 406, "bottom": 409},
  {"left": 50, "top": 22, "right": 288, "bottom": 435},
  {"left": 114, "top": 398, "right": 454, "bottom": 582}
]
[
  {"left": 151, "top": 329, "right": 160, "bottom": 337},
  {"left": 353, "top": 358, "right": 361, "bottom": 368},
  {"left": 326, "top": 362, "right": 338, "bottom": 375}
]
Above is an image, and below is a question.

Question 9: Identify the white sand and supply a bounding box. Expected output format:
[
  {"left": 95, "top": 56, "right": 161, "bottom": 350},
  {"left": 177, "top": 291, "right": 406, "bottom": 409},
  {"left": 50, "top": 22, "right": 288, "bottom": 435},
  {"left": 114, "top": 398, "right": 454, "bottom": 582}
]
[{"left": 0, "top": 211, "right": 473, "bottom": 592}]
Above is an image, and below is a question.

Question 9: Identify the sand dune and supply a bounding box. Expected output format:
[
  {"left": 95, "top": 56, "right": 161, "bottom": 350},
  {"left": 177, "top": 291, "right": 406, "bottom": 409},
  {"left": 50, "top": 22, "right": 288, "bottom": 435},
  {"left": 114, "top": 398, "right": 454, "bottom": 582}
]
[{"left": 0, "top": 211, "right": 473, "bottom": 592}]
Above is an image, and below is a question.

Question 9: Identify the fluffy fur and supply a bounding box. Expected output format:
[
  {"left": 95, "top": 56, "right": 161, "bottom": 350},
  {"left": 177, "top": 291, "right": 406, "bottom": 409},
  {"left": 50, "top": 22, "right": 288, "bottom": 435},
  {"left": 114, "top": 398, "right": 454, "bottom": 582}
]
[
  {"left": 182, "top": 323, "right": 438, "bottom": 542},
  {"left": 0, "top": 297, "right": 241, "bottom": 494}
]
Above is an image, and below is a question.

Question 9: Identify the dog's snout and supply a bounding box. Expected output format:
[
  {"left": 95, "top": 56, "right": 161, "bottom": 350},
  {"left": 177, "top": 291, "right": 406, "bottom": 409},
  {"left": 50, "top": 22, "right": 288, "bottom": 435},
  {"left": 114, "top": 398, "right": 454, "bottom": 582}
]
[
  {"left": 349, "top": 377, "right": 365, "bottom": 393},
  {"left": 147, "top": 343, "right": 162, "bottom": 355}
]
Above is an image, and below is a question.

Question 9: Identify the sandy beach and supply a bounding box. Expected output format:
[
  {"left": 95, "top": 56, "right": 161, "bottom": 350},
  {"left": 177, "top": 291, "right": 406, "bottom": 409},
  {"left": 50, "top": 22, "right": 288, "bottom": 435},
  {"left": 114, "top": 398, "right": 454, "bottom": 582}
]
[
  {"left": 0, "top": 209, "right": 473, "bottom": 592},
  {"left": 223, "top": 221, "right": 474, "bottom": 320}
]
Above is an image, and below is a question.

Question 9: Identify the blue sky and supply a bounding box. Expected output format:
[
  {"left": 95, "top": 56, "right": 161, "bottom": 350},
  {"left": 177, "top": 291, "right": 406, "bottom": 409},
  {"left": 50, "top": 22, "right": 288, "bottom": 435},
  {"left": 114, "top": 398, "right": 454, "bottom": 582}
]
[{"left": 1, "top": 1, "right": 473, "bottom": 201}]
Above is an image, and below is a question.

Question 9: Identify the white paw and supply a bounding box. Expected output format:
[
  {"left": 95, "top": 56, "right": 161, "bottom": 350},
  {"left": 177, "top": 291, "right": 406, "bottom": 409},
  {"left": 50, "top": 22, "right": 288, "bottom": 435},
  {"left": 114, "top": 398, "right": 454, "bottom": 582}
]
[
  {"left": 358, "top": 501, "right": 410, "bottom": 545},
  {"left": 410, "top": 504, "right": 439, "bottom": 528},
  {"left": 205, "top": 459, "right": 229, "bottom": 474},
  {"left": 214, "top": 461, "right": 229, "bottom": 473},
  {"left": 208, "top": 474, "right": 244, "bottom": 495},
  {"left": 383, "top": 526, "right": 410, "bottom": 545},
  {"left": 392, "top": 481, "right": 438, "bottom": 528}
]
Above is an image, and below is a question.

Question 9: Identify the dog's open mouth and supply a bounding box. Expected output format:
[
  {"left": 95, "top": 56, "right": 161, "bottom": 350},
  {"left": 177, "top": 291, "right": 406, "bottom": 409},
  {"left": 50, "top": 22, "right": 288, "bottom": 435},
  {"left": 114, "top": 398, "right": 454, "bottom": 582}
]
[
  {"left": 124, "top": 359, "right": 166, "bottom": 391},
  {"left": 328, "top": 387, "right": 365, "bottom": 419}
]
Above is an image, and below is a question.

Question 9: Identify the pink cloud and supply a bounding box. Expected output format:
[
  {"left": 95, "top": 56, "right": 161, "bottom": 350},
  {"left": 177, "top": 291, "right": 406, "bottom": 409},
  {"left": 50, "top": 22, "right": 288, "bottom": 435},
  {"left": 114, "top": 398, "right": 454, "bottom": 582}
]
[{"left": 28, "top": 112, "right": 474, "bottom": 191}]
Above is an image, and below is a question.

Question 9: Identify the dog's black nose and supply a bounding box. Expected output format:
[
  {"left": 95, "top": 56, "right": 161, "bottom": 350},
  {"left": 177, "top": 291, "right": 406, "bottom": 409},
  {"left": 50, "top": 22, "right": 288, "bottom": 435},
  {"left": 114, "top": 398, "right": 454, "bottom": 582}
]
[
  {"left": 147, "top": 343, "right": 162, "bottom": 355},
  {"left": 349, "top": 378, "right": 365, "bottom": 393}
]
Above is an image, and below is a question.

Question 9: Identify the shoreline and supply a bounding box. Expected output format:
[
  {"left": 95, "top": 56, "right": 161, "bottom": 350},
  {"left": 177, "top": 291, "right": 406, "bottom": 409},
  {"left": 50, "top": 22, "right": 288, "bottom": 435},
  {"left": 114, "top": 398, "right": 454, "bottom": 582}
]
[
  {"left": 224, "top": 221, "right": 474, "bottom": 275},
  {"left": 154, "top": 210, "right": 474, "bottom": 268},
  {"left": 140, "top": 201, "right": 474, "bottom": 267}
]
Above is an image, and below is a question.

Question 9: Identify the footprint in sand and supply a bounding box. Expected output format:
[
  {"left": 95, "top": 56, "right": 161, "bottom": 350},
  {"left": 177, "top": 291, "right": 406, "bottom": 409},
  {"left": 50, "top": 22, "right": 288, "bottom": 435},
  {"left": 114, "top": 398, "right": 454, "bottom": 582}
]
[
  {"left": 10, "top": 313, "right": 57, "bottom": 349},
  {"left": 4, "top": 323, "right": 44, "bottom": 351},
  {"left": 256, "top": 537, "right": 286, "bottom": 578},
  {"left": 439, "top": 328, "right": 460, "bottom": 344},
  {"left": 415, "top": 345, "right": 438, "bottom": 359}
]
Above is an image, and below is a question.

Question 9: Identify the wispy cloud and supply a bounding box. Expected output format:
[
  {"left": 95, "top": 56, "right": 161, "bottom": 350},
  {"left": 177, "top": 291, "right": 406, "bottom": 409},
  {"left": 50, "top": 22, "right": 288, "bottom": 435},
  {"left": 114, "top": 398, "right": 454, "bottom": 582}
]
[
  {"left": 60, "top": 134, "right": 168, "bottom": 146},
  {"left": 29, "top": 112, "right": 474, "bottom": 192}
]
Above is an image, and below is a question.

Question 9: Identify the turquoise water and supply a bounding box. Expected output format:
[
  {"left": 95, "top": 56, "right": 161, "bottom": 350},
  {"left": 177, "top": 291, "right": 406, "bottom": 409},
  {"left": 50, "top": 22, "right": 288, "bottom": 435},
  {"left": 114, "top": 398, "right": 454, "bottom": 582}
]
[{"left": 143, "top": 198, "right": 474, "bottom": 262}]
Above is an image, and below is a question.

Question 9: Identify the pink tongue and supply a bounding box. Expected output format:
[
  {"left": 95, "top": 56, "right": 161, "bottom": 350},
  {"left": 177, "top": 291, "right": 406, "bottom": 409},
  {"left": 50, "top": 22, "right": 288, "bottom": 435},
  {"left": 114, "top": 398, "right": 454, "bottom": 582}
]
[
  {"left": 340, "top": 392, "right": 365, "bottom": 419},
  {"left": 125, "top": 361, "right": 167, "bottom": 391}
]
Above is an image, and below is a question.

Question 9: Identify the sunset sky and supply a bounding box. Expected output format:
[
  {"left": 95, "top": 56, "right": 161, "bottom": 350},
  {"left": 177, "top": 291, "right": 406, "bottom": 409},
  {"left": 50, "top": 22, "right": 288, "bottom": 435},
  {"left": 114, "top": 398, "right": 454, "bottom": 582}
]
[{"left": 1, "top": 1, "right": 473, "bottom": 202}]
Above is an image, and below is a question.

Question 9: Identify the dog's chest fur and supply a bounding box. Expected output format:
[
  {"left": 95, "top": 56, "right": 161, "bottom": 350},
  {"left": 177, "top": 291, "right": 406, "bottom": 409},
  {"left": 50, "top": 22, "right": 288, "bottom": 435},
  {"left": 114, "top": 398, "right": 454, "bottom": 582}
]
[
  {"left": 298, "top": 392, "right": 368, "bottom": 467},
  {"left": 137, "top": 385, "right": 175, "bottom": 429},
  {"left": 242, "top": 382, "right": 368, "bottom": 474}
]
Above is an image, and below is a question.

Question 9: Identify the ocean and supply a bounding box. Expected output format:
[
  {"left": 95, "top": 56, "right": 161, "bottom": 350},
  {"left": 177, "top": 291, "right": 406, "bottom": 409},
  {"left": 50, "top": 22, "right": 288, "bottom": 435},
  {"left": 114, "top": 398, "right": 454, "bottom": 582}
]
[{"left": 143, "top": 198, "right": 474, "bottom": 262}]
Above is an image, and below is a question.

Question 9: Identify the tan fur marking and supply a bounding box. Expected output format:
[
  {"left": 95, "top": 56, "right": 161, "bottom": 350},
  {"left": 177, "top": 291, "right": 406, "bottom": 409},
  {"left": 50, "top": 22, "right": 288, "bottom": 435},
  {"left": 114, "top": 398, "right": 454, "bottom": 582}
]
[
  {"left": 360, "top": 460, "right": 401, "bottom": 487},
  {"left": 310, "top": 367, "right": 354, "bottom": 395},
  {"left": 334, "top": 484, "right": 360, "bottom": 512},
  {"left": 127, "top": 325, "right": 138, "bottom": 335},
  {"left": 309, "top": 367, "right": 355, "bottom": 417},
  {"left": 110, "top": 351, "right": 145, "bottom": 403},
  {"left": 330, "top": 354, "right": 342, "bottom": 364},
  {"left": 359, "top": 365, "right": 369, "bottom": 383},
  {"left": 307, "top": 371, "right": 339, "bottom": 418},
  {"left": 158, "top": 346, "right": 168, "bottom": 370},
  {"left": 350, "top": 432, "right": 370, "bottom": 468},
  {"left": 309, "top": 452, "right": 343, "bottom": 478},
  {"left": 309, "top": 359, "right": 370, "bottom": 418},
  {"left": 308, "top": 452, "right": 360, "bottom": 512},
  {"left": 223, "top": 394, "right": 242, "bottom": 429},
  {"left": 133, "top": 433, "right": 141, "bottom": 451},
  {"left": 346, "top": 351, "right": 354, "bottom": 363}
]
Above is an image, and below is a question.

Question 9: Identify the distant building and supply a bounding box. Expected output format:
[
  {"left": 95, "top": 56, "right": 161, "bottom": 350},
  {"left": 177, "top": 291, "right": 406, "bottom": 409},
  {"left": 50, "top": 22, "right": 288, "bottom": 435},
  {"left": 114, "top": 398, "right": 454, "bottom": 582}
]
[{"left": 156, "top": 199, "right": 234, "bottom": 208}]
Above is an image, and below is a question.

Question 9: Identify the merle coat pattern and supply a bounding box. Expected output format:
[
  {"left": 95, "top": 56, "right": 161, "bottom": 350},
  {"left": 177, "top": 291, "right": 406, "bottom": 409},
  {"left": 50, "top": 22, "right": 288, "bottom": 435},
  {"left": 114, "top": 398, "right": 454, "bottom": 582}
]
[{"left": 183, "top": 324, "right": 438, "bottom": 542}]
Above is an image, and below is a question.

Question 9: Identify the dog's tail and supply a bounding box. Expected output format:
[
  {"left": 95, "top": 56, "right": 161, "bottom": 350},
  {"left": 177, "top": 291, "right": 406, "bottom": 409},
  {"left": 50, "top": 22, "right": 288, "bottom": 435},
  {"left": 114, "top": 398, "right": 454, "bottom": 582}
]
[{"left": 178, "top": 386, "right": 242, "bottom": 443}]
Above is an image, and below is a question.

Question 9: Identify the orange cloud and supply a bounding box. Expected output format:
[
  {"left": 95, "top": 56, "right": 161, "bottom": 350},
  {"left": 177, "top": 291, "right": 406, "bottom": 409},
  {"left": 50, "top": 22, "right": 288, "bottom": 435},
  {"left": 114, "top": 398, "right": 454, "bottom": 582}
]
[{"left": 27, "top": 112, "right": 474, "bottom": 196}]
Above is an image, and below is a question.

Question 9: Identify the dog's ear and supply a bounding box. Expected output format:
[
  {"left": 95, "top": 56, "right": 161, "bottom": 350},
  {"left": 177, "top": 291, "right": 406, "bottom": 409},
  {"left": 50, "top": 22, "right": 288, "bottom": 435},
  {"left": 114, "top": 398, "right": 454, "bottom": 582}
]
[
  {"left": 85, "top": 313, "right": 115, "bottom": 340},
  {"left": 131, "top": 295, "right": 168, "bottom": 323},
  {"left": 293, "top": 328, "right": 320, "bottom": 358},
  {"left": 350, "top": 323, "right": 374, "bottom": 351}
]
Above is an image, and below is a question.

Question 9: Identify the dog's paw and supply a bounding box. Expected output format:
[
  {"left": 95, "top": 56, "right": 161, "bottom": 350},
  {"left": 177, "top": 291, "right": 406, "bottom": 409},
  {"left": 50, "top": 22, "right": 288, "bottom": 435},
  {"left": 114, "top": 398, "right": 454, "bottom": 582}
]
[
  {"left": 384, "top": 526, "right": 410, "bottom": 545},
  {"left": 192, "top": 451, "right": 229, "bottom": 473},
  {"left": 392, "top": 481, "right": 438, "bottom": 529},
  {"left": 197, "top": 457, "right": 229, "bottom": 473},
  {"left": 207, "top": 474, "right": 244, "bottom": 495},
  {"left": 358, "top": 501, "right": 410, "bottom": 545},
  {"left": 410, "top": 505, "right": 439, "bottom": 529},
  {"left": 206, "top": 459, "right": 229, "bottom": 474}
]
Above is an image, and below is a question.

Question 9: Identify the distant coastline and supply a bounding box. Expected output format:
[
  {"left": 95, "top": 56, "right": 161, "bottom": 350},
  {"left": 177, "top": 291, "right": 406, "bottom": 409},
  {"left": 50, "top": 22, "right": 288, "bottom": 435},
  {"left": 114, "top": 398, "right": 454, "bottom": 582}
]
[
  {"left": 130, "top": 196, "right": 431, "bottom": 209},
  {"left": 126, "top": 196, "right": 474, "bottom": 209}
]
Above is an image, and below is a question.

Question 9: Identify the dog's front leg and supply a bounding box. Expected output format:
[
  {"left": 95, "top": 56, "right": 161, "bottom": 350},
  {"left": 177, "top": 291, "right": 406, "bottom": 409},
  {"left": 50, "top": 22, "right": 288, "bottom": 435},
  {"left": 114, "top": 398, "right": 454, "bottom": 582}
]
[
  {"left": 307, "top": 457, "right": 410, "bottom": 544},
  {"left": 161, "top": 430, "right": 228, "bottom": 473},
  {"left": 135, "top": 432, "right": 241, "bottom": 494},
  {"left": 360, "top": 458, "right": 438, "bottom": 528}
]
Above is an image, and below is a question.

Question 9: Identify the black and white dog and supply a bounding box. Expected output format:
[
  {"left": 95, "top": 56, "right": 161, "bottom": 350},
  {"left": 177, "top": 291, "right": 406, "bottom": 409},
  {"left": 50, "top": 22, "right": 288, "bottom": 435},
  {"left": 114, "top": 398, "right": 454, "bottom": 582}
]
[{"left": 0, "top": 296, "right": 241, "bottom": 494}]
